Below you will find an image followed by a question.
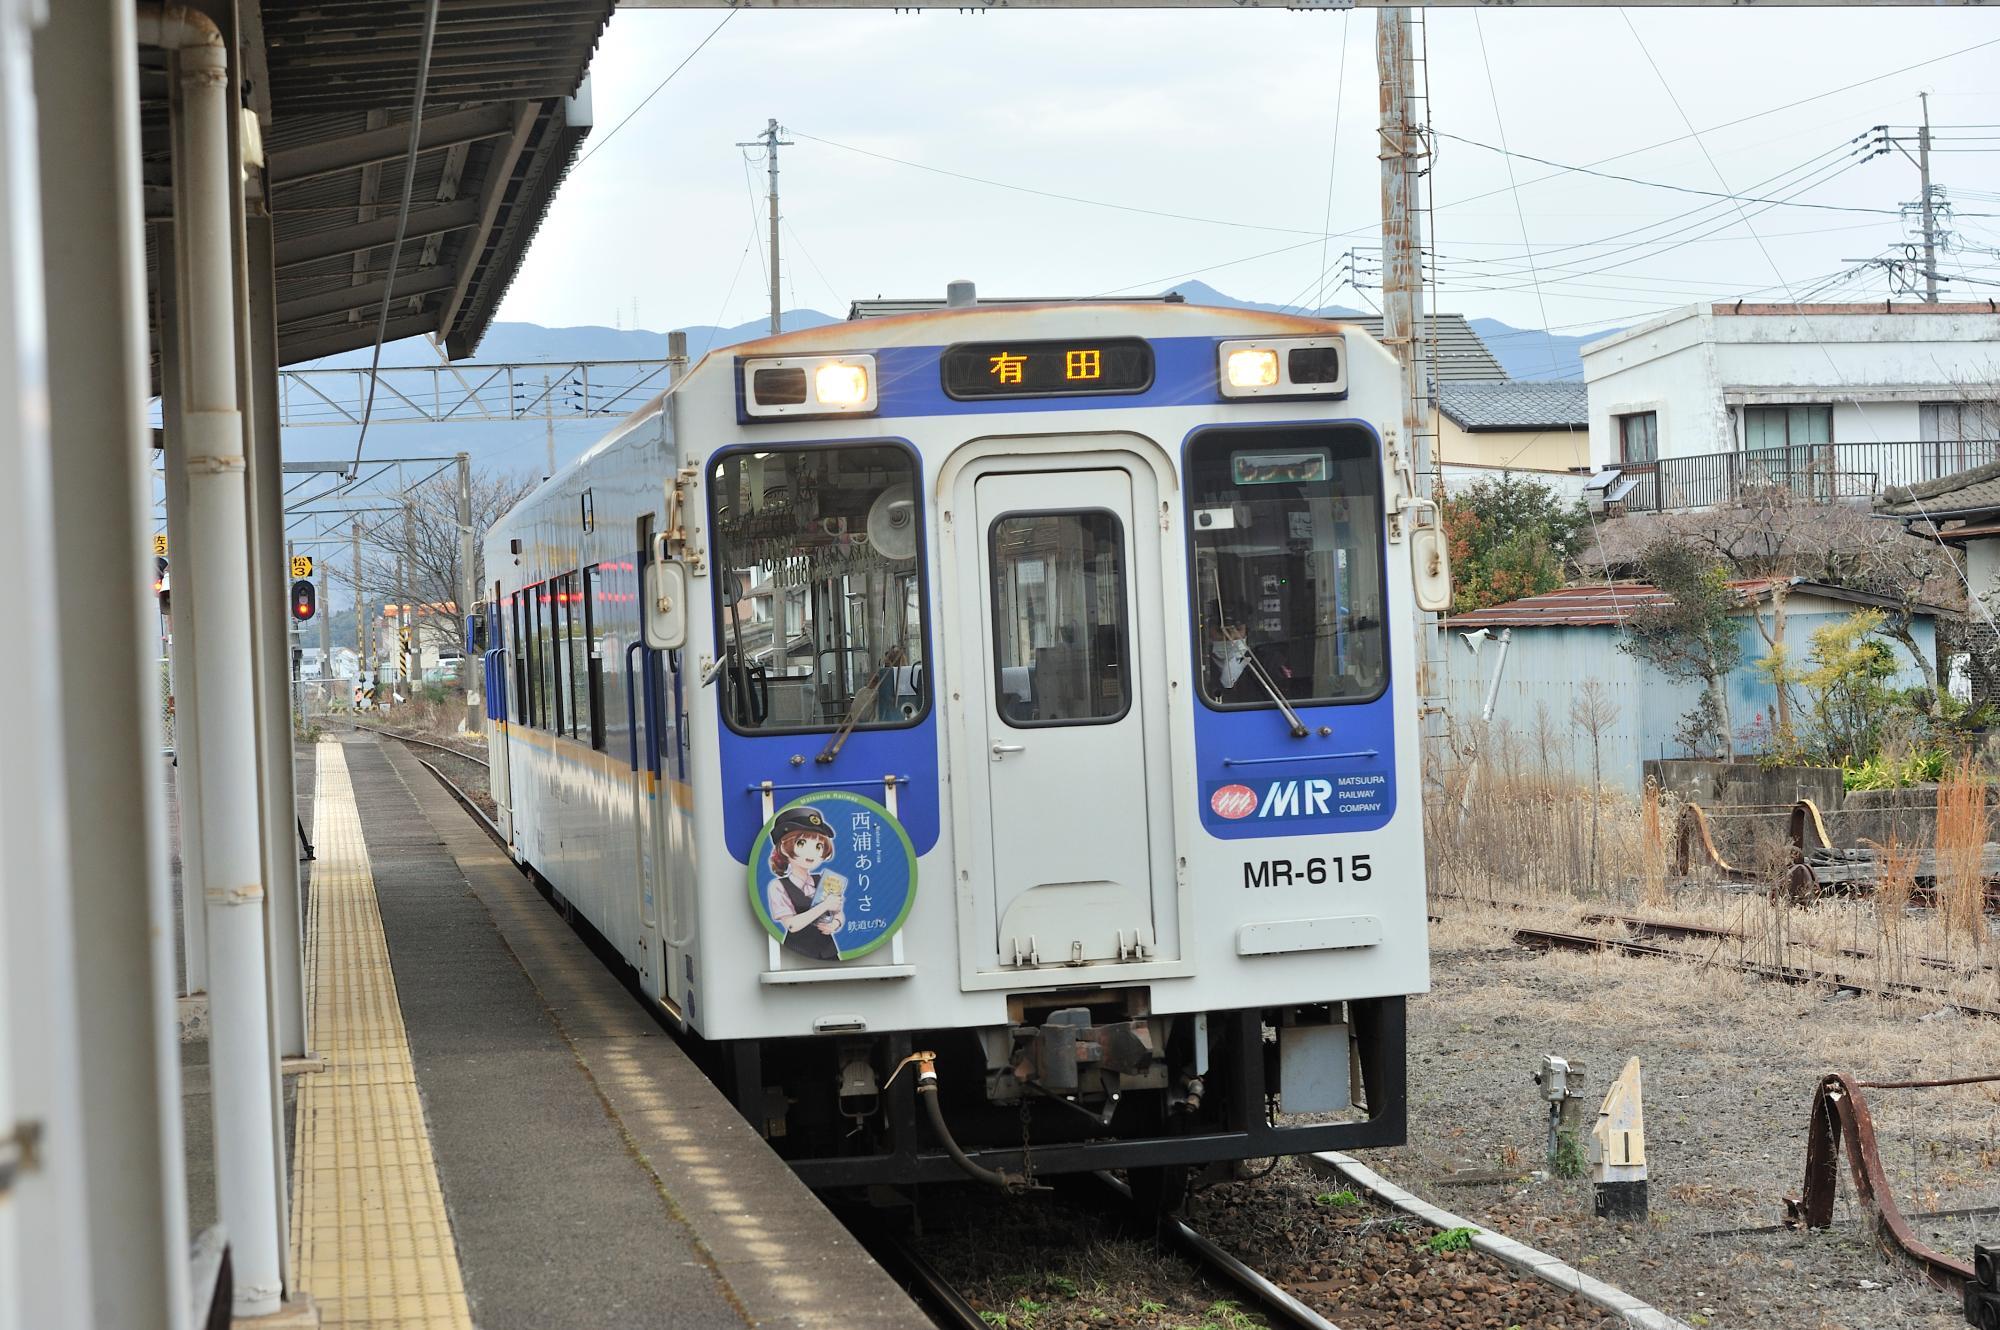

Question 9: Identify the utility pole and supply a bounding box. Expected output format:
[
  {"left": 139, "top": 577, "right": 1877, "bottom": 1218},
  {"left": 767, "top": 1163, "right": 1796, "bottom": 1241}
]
[
  {"left": 737, "top": 118, "right": 792, "bottom": 336},
  {"left": 317, "top": 558, "right": 330, "bottom": 688},
  {"left": 1918, "top": 91, "right": 1938, "bottom": 303},
  {"left": 1378, "top": 9, "right": 1433, "bottom": 493},
  {"left": 456, "top": 452, "right": 479, "bottom": 734},
  {"left": 401, "top": 492, "right": 416, "bottom": 697},
  {"left": 543, "top": 372, "right": 555, "bottom": 477},
  {"left": 285, "top": 538, "right": 299, "bottom": 687},
  {"left": 1379, "top": 7, "right": 1448, "bottom": 765},
  {"left": 352, "top": 521, "right": 366, "bottom": 688}
]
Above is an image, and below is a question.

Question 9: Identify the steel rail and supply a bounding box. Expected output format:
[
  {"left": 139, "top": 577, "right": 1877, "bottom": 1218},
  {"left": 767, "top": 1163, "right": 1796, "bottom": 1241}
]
[
  {"left": 1511, "top": 927, "right": 2000, "bottom": 1020},
  {"left": 410, "top": 755, "right": 507, "bottom": 850},
  {"left": 1438, "top": 892, "right": 2000, "bottom": 980},
  {"left": 1090, "top": 1173, "right": 1341, "bottom": 1330},
  {"left": 352, "top": 720, "right": 490, "bottom": 769},
  {"left": 844, "top": 1220, "right": 989, "bottom": 1330}
]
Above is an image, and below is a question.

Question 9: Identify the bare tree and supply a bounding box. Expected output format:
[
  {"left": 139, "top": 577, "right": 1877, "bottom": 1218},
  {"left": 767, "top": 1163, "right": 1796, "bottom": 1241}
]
[
  {"left": 1580, "top": 488, "right": 1961, "bottom": 711},
  {"left": 1569, "top": 680, "right": 1620, "bottom": 890},
  {"left": 358, "top": 467, "right": 537, "bottom": 657}
]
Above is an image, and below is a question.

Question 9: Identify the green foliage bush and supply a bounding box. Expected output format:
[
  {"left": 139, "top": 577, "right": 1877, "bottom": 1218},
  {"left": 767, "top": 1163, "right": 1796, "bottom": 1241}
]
[{"left": 1441, "top": 476, "right": 1590, "bottom": 614}]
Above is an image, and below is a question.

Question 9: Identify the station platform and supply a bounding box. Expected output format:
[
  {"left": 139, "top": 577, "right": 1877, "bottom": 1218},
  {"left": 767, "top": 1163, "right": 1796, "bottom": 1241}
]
[{"left": 276, "top": 731, "right": 925, "bottom": 1328}]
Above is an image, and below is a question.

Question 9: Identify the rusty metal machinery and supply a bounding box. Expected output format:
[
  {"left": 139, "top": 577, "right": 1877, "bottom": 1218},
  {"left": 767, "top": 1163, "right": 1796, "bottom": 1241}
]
[{"left": 1783, "top": 1071, "right": 1981, "bottom": 1295}]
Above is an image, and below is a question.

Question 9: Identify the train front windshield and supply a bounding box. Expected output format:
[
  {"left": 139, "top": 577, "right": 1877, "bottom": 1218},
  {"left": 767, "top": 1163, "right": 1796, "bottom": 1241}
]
[
  {"left": 1188, "top": 425, "right": 1388, "bottom": 708},
  {"left": 711, "top": 443, "right": 927, "bottom": 733}
]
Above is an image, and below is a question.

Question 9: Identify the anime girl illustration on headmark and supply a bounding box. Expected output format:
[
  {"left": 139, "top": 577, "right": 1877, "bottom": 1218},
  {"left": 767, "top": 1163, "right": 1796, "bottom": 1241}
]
[{"left": 765, "top": 806, "right": 848, "bottom": 961}]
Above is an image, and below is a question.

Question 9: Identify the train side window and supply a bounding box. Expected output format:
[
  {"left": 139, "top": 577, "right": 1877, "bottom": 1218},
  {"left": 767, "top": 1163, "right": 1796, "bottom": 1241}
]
[
  {"left": 1186, "top": 425, "right": 1388, "bottom": 709},
  {"left": 709, "top": 442, "right": 929, "bottom": 735},
  {"left": 545, "top": 580, "right": 566, "bottom": 736},
  {"left": 582, "top": 564, "right": 605, "bottom": 751},
  {"left": 566, "top": 572, "right": 588, "bottom": 743},
  {"left": 510, "top": 592, "right": 527, "bottom": 724},
  {"left": 529, "top": 583, "right": 548, "bottom": 730}
]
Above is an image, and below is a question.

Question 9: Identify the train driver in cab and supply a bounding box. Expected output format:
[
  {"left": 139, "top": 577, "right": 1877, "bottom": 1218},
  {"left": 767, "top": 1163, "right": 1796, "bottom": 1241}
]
[{"left": 765, "top": 807, "right": 846, "bottom": 962}]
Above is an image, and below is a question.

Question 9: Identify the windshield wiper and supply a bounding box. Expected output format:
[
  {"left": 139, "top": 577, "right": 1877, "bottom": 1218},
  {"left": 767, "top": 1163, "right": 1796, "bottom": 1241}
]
[{"left": 1240, "top": 649, "right": 1309, "bottom": 738}]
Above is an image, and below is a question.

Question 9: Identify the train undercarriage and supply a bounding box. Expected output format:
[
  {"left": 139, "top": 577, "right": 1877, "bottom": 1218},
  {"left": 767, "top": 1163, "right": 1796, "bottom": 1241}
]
[{"left": 690, "top": 995, "right": 1408, "bottom": 1197}]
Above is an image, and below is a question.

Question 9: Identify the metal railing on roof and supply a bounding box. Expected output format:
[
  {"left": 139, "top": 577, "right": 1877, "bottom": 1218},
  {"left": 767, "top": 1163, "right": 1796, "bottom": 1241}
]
[{"left": 1612, "top": 439, "right": 2000, "bottom": 513}]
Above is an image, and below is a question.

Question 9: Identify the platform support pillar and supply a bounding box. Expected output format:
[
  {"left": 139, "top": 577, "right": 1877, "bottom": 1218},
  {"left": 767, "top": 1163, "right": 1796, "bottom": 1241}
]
[
  {"left": 44, "top": 0, "right": 200, "bottom": 1300},
  {"left": 246, "top": 200, "right": 307, "bottom": 1065},
  {"left": 161, "top": 249, "right": 210, "bottom": 996},
  {"left": 0, "top": 4, "right": 96, "bottom": 1326},
  {"left": 153, "top": 9, "right": 288, "bottom": 1317}
]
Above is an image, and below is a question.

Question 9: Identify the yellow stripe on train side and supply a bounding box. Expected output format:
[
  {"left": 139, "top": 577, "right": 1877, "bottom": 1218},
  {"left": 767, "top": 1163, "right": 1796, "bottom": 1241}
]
[{"left": 493, "top": 720, "right": 694, "bottom": 808}]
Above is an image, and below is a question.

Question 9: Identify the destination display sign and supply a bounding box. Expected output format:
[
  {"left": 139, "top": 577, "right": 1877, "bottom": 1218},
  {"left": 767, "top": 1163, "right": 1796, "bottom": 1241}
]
[{"left": 941, "top": 338, "right": 1152, "bottom": 400}]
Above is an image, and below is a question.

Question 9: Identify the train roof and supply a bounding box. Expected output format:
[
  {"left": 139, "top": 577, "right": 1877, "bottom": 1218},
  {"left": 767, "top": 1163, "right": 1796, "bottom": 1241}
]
[{"left": 495, "top": 298, "right": 1387, "bottom": 527}]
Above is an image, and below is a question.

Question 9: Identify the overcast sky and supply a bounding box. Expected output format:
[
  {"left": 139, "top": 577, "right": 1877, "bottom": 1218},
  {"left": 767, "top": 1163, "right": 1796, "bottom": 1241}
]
[{"left": 495, "top": 7, "right": 2000, "bottom": 342}]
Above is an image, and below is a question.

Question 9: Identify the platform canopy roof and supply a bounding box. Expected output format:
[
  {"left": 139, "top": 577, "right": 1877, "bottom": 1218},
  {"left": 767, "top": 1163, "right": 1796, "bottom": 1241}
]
[{"left": 142, "top": 0, "right": 613, "bottom": 367}]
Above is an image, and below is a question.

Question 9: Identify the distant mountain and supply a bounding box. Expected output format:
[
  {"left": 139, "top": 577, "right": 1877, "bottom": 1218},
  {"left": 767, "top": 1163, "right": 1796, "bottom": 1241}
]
[
  {"left": 1467, "top": 318, "right": 1613, "bottom": 383},
  {"left": 279, "top": 286, "right": 1618, "bottom": 478},
  {"left": 1161, "top": 279, "right": 1364, "bottom": 321},
  {"left": 1165, "top": 281, "right": 1615, "bottom": 381},
  {"left": 291, "top": 308, "right": 841, "bottom": 371}
]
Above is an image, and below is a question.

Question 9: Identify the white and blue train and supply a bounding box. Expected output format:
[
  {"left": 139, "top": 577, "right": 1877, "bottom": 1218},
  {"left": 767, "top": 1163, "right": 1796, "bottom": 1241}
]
[{"left": 480, "top": 291, "right": 1447, "bottom": 1199}]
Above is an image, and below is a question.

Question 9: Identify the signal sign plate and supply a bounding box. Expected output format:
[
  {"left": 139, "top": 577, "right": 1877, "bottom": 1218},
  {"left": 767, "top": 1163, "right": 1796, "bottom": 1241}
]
[
  {"left": 153, "top": 533, "right": 168, "bottom": 556},
  {"left": 290, "top": 555, "right": 313, "bottom": 578}
]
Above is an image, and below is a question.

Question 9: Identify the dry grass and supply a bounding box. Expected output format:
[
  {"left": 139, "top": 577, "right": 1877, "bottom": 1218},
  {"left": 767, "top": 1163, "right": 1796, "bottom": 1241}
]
[
  {"left": 1430, "top": 723, "right": 1649, "bottom": 906},
  {"left": 1431, "top": 760, "right": 2000, "bottom": 1013},
  {"left": 1638, "top": 778, "right": 1669, "bottom": 908},
  {"left": 1937, "top": 755, "right": 1989, "bottom": 956}
]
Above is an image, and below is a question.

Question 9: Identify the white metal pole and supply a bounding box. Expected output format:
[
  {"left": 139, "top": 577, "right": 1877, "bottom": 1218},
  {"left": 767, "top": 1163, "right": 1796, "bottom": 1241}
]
[
  {"left": 458, "top": 451, "right": 481, "bottom": 733},
  {"left": 765, "top": 118, "right": 781, "bottom": 335},
  {"left": 153, "top": 12, "right": 286, "bottom": 1316},
  {"left": 246, "top": 209, "right": 307, "bottom": 1064},
  {"left": 0, "top": 1, "right": 94, "bottom": 1324},
  {"left": 32, "top": 1, "right": 195, "bottom": 1323},
  {"left": 160, "top": 158, "right": 208, "bottom": 1000}
]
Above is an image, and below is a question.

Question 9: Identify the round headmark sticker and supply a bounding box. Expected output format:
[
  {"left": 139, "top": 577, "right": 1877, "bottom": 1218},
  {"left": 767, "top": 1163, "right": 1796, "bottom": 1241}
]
[
  {"left": 1210, "top": 783, "right": 1258, "bottom": 820},
  {"left": 748, "top": 790, "right": 917, "bottom": 962}
]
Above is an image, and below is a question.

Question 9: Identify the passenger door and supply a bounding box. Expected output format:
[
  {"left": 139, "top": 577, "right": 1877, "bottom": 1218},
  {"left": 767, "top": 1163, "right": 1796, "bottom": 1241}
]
[{"left": 955, "top": 459, "right": 1177, "bottom": 972}]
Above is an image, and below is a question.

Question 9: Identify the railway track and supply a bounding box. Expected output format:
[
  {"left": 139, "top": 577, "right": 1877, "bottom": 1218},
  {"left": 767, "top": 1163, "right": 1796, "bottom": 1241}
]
[
  {"left": 353, "top": 722, "right": 508, "bottom": 851},
  {"left": 1092, "top": 1173, "right": 1339, "bottom": 1330},
  {"left": 1512, "top": 925, "right": 2000, "bottom": 1020},
  {"left": 349, "top": 720, "right": 489, "bottom": 768},
  {"left": 855, "top": 1176, "right": 1341, "bottom": 1330}
]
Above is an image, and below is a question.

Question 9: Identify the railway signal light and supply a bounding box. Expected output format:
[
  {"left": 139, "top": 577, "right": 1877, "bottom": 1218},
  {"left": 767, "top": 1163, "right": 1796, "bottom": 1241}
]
[
  {"left": 290, "top": 578, "right": 316, "bottom": 622},
  {"left": 153, "top": 556, "right": 170, "bottom": 612}
]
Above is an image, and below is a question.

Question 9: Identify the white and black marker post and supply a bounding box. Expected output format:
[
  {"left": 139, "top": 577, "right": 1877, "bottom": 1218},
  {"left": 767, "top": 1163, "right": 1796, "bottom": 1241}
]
[{"left": 1590, "top": 1057, "right": 1648, "bottom": 1221}]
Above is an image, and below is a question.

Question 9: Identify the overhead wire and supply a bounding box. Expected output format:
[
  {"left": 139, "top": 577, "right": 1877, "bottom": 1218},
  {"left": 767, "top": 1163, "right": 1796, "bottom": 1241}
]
[
  {"left": 573, "top": 9, "right": 741, "bottom": 170},
  {"left": 1464, "top": 9, "right": 1625, "bottom": 605},
  {"left": 1617, "top": 11, "right": 2000, "bottom": 635},
  {"left": 789, "top": 127, "right": 1333, "bottom": 239},
  {"left": 348, "top": 0, "right": 440, "bottom": 475},
  {"left": 783, "top": 218, "right": 844, "bottom": 310},
  {"left": 1309, "top": 11, "right": 1354, "bottom": 314},
  {"left": 1436, "top": 129, "right": 1908, "bottom": 215}
]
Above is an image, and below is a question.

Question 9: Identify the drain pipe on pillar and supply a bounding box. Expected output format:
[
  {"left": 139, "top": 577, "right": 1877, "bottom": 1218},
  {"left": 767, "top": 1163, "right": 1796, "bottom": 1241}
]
[{"left": 1589, "top": 1057, "right": 1648, "bottom": 1221}]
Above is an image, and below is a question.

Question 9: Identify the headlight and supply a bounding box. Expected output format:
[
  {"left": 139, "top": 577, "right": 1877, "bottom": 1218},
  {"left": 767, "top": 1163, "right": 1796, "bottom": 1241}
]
[
  {"left": 1225, "top": 348, "right": 1280, "bottom": 389},
  {"left": 742, "top": 354, "right": 879, "bottom": 417},
  {"left": 1217, "top": 336, "right": 1347, "bottom": 399},
  {"left": 814, "top": 362, "right": 871, "bottom": 406}
]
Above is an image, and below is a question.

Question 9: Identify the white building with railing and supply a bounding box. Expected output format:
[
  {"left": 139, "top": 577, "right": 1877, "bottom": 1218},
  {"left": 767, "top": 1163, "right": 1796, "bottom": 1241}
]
[{"left": 1580, "top": 302, "right": 2000, "bottom": 513}]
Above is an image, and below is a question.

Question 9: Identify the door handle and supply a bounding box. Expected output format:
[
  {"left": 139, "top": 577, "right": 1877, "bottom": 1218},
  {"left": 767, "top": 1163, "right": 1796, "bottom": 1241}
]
[{"left": 991, "top": 741, "right": 1026, "bottom": 760}]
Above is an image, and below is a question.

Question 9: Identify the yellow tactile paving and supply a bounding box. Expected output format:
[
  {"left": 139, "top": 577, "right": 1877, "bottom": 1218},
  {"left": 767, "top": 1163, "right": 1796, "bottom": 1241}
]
[{"left": 291, "top": 740, "right": 474, "bottom": 1328}]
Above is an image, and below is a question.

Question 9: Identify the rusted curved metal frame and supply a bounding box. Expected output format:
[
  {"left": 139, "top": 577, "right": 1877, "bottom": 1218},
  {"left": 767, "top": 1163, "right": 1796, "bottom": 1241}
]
[
  {"left": 1790, "top": 798, "right": 1834, "bottom": 857},
  {"left": 1675, "top": 803, "right": 1758, "bottom": 882},
  {"left": 1784, "top": 1071, "right": 1973, "bottom": 1292}
]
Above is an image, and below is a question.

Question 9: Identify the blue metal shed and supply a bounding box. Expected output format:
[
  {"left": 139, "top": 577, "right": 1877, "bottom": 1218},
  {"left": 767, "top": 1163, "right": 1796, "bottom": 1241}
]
[{"left": 1440, "top": 580, "right": 1943, "bottom": 793}]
